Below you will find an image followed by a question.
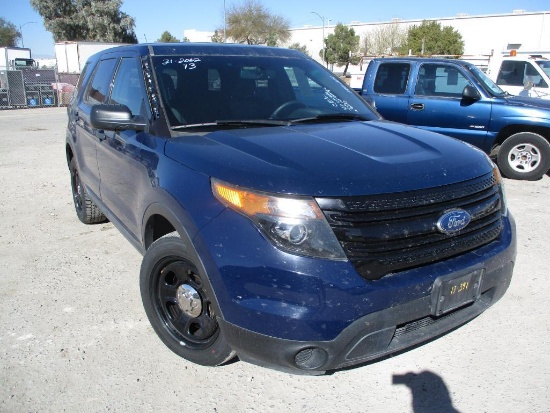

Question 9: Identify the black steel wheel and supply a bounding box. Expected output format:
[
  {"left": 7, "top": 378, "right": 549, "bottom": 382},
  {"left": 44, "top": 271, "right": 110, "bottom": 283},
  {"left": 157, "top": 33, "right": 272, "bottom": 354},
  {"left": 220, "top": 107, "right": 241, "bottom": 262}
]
[
  {"left": 140, "top": 232, "right": 235, "bottom": 366},
  {"left": 69, "top": 158, "right": 106, "bottom": 224}
]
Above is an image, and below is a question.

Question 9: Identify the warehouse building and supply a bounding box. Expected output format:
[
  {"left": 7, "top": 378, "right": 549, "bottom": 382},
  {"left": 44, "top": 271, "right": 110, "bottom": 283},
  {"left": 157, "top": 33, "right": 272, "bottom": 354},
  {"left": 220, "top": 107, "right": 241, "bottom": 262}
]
[{"left": 290, "top": 10, "right": 550, "bottom": 64}]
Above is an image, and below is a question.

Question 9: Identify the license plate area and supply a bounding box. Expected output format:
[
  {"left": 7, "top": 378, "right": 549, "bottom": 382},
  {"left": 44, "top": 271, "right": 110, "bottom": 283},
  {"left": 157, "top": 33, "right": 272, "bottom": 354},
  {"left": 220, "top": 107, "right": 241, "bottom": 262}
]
[{"left": 431, "top": 269, "right": 483, "bottom": 316}]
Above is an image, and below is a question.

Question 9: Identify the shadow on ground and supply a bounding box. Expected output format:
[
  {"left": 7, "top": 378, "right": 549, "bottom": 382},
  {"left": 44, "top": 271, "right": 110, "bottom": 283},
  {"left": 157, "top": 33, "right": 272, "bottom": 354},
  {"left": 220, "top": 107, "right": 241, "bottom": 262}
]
[{"left": 393, "top": 370, "right": 461, "bottom": 413}]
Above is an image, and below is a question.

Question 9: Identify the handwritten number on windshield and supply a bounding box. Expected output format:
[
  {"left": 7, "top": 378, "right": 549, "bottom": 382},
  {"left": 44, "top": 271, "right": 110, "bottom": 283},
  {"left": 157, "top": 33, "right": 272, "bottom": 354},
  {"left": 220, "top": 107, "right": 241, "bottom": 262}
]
[{"left": 161, "top": 57, "right": 201, "bottom": 70}]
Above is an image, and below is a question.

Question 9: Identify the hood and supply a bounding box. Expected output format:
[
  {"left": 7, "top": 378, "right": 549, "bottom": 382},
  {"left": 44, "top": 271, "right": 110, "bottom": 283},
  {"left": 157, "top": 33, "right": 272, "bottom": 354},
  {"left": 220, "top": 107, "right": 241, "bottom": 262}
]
[
  {"left": 504, "top": 94, "right": 550, "bottom": 110},
  {"left": 165, "top": 121, "right": 492, "bottom": 197}
]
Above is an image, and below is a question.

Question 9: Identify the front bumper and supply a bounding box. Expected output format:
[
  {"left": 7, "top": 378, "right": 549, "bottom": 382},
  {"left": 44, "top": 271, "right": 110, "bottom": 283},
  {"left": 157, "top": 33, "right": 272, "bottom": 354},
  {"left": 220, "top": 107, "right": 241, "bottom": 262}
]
[{"left": 221, "top": 259, "right": 514, "bottom": 374}]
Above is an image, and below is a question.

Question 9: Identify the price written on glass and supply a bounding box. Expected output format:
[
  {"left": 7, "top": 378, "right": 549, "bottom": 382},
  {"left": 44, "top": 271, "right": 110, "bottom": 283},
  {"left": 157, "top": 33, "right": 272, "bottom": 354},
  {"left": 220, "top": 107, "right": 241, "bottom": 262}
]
[{"left": 450, "top": 281, "right": 469, "bottom": 295}]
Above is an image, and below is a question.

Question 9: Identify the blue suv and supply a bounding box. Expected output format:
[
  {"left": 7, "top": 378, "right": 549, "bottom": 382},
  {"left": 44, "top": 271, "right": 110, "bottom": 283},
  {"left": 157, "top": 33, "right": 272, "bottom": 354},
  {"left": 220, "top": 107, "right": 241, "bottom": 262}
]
[{"left": 66, "top": 44, "right": 516, "bottom": 374}]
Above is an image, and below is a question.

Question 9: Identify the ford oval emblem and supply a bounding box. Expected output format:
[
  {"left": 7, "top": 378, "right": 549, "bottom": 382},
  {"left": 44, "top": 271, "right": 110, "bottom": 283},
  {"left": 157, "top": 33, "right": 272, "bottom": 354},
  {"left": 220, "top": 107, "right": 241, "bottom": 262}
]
[{"left": 436, "top": 209, "right": 471, "bottom": 235}]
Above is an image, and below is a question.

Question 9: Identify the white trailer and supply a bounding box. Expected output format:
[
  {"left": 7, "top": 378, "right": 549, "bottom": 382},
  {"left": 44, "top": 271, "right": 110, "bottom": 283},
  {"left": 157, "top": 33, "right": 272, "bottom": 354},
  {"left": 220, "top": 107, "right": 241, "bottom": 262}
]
[
  {"left": 0, "top": 47, "right": 32, "bottom": 70},
  {"left": 55, "top": 42, "right": 125, "bottom": 74}
]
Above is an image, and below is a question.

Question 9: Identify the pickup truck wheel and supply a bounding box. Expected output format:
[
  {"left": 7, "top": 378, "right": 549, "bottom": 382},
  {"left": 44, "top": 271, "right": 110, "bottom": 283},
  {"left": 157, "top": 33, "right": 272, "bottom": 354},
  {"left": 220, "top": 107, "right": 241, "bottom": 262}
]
[
  {"left": 498, "top": 132, "right": 550, "bottom": 180},
  {"left": 140, "top": 232, "right": 235, "bottom": 366},
  {"left": 69, "top": 158, "right": 106, "bottom": 224}
]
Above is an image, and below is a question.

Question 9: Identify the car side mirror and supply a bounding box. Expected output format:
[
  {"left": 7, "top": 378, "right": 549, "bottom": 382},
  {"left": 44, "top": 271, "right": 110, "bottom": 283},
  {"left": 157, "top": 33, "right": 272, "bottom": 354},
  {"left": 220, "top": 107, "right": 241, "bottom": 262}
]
[
  {"left": 523, "top": 80, "right": 534, "bottom": 91},
  {"left": 90, "top": 104, "right": 146, "bottom": 131},
  {"left": 462, "top": 85, "right": 481, "bottom": 101}
]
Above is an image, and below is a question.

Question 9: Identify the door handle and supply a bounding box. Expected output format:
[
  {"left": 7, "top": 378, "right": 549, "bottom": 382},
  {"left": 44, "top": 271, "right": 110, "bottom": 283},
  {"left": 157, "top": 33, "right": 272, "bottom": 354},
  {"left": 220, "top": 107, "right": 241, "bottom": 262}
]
[{"left": 410, "top": 103, "right": 424, "bottom": 110}]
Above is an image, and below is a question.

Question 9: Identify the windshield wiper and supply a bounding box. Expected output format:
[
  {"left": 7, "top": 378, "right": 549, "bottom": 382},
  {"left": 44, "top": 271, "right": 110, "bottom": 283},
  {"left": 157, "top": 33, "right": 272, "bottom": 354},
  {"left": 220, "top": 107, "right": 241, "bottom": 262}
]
[
  {"left": 290, "top": 113, "right": 371, "bottom": 124},
  {"left": 215, "top": 119, "right": 290, "bottom": 127},
  {"left": 170, "top": 119, "right": 289, "bottom": 131}
]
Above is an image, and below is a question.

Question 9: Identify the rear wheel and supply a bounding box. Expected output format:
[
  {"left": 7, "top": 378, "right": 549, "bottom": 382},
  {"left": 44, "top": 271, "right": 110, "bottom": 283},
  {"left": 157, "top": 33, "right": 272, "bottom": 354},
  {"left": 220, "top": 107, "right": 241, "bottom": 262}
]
[
  {"left": 69, "top": 158, "right": 106, "bottom": 224},
  {"left": 140, "top": 232, "right": 235, "bottom": 366},
  {"left": 497, "top": 132, "right": 550, "bottom": 180}
]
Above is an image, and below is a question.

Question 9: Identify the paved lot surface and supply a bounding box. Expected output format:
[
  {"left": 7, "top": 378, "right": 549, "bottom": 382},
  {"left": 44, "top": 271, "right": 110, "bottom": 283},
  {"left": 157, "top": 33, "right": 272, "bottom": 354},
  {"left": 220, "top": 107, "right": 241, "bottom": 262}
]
[{"left": 0, "top": 107, "right": 549, "bottom": 413}]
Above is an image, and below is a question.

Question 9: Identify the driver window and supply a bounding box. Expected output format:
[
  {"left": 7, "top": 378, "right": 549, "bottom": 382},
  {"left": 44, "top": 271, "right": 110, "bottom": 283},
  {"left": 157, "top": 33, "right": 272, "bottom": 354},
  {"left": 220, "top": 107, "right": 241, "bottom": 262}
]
[{"left": 416, "top": 64, "right": 470, "bottom": 97}]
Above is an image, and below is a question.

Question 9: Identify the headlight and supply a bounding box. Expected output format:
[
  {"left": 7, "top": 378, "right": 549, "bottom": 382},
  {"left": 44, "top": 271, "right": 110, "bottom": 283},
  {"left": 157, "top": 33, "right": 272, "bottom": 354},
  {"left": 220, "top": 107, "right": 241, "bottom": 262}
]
[
  {"left": 211, "top": 179, "right": 347, "bottom": 260},
  {"left": 492, "top": 164, "right": 508, "bottom": 216}
]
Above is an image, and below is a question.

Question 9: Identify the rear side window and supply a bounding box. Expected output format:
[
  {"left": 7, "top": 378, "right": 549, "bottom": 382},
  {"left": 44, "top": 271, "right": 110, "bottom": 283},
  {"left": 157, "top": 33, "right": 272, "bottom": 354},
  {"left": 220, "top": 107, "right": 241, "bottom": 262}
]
[
  {"left": 373, "top": 63, "right": 410, "bottom": 94},
  {"left": 416, "top": 64, "right": 471, "bottom": 97},
  {"left": 84, "top": 58, "right": 117, "bottom": 105}
]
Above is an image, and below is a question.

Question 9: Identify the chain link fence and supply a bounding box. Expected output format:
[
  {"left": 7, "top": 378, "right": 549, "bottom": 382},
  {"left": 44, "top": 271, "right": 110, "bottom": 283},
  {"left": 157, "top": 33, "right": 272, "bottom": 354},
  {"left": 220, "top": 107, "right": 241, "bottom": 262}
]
[{"left": 0, "top": 67, "right": 77, "bottom": 109}]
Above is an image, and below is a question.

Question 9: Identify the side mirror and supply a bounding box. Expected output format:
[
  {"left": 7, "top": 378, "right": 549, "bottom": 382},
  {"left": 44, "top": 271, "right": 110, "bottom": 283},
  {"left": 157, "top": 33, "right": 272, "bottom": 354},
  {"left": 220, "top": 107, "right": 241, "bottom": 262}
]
[
  {"left": 462, "top": 85, "right": 481, "bottom": 101},
  {"left": 523, "top": 80, "right": 534, "bottom": 91},
  {"left": 90, "top": 104, "right": 146, "bottom": 131}
]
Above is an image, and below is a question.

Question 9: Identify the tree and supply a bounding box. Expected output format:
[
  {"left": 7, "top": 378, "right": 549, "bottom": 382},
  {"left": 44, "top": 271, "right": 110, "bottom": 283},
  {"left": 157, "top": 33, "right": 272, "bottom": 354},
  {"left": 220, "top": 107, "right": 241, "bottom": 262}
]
[
  {"left": 211, "top": 30, "right": 224, "bottom": 43},
  {"left": 288, "top": 43, "right": 309, "bottom": 56},
  {"left": 362, "top": 23, "right": 406, "bottom": 55},
  {"left": 0, "top": 18, "right": 21, "bottom": 47},
  {"left": 158, "top": 31, "right": 179, "bottom": 43},
  {"left": 401, "top": 20, "right": 464, "bottom": 55},
  {"left": 324, "top": 23, "right": 361, "bottom": 75},
  {"left": 30, "top": 0, "right": 137, "bottom": 43},
  {"left": 225, "top": 0, "right": 290, "bottom": 46}
]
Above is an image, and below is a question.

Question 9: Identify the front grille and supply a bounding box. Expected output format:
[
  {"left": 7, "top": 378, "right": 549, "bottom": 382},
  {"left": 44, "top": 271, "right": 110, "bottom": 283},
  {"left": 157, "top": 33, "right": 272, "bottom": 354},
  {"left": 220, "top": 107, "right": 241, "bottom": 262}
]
[{"left": 316, "top": 172, "right": 503, "bottom": 280}]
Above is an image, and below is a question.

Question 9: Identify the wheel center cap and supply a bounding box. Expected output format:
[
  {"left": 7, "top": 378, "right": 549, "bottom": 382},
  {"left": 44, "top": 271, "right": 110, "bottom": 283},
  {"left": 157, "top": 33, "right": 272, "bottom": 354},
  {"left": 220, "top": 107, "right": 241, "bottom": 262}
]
[
  {"left": 519, "top": 151, "right": 532, "bottom": 164},
  {"left": 176, "top": 284, "right": 202, "bottom": 318}
]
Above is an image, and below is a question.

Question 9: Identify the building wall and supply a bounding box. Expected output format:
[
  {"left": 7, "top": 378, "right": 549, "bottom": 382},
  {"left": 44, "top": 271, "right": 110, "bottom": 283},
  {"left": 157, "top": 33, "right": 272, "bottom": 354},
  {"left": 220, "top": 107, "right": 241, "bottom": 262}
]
[
  {"left": 184, "top": 29, "right": 215, "bottom": 43},
  {"left": 288, "top": 11, "right": 550, "bottom": 64}
]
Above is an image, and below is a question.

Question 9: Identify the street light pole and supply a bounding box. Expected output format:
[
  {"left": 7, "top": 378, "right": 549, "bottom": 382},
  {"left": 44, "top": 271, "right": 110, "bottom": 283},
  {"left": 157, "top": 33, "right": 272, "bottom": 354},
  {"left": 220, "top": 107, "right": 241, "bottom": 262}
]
[
  {"left": 223, "top": 0, "right": 227, "bottom": 43},
  {"left": 311, "top": 12, "right": 325, "bottom": 64},
  {"left": 19, "top": 21, "right": 37, "bottom": 48}
]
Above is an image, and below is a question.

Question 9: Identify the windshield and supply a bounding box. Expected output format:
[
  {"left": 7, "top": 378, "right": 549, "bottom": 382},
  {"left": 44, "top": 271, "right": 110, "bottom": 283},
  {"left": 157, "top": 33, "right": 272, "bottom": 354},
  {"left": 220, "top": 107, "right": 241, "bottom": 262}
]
[
  {"left": 152, "top": 54, "right": 378, "bottom": 128},
  {"left": 536, "top": 60, "right": 550, "bottom": 78},
  {"left": 468, "top": 65, "right": 506, "bottom": 96}
]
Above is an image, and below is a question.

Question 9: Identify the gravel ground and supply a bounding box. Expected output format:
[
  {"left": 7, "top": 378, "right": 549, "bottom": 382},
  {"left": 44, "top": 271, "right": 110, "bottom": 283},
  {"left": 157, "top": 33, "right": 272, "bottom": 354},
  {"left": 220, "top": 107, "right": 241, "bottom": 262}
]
[{"left": 0, "top": 107, "right": 549, "bottom": 413}]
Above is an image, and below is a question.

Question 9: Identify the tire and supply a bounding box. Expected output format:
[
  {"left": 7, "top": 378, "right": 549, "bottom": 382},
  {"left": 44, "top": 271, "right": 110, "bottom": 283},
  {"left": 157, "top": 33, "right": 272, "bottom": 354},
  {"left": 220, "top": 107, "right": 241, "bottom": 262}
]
[
  {"left": 140, "top": 232, "right": 235, "bottom": 366},
  {"left": 497, "top": 132, "right": 550, "bottom": 180},
  {"left": 69, "top": 158, "right": 106, "bottom": 224}
]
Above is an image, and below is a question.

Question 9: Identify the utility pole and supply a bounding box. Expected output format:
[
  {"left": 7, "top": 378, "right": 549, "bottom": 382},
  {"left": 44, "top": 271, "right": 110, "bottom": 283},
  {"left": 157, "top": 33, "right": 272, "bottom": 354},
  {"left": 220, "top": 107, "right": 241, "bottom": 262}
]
[
  {"left": 19, "top": 22, "right": 37, "bottom": 48},
  {"left": 311, "top": 12, "right": 325, "bottom": 65}
]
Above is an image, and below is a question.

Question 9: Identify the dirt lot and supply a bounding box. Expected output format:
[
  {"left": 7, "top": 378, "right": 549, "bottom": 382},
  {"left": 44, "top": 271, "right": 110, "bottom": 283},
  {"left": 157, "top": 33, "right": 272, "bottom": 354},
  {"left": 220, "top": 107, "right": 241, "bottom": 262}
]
[{"left": 0, "top": 107, "right": 549, "bottom": 413}]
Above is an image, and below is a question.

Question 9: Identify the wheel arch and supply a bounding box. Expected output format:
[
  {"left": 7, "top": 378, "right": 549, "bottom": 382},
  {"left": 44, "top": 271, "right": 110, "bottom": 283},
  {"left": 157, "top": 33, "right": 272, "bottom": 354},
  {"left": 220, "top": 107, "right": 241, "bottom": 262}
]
[
  {"left": 494, "top": 125, "right": 550, "bottom": 147},
  {"left": 66, "top": 141, "right": 74, "bottom": 167},
  {"left": 142, "top": 202, "right": 192, "bottom": 251},
  {"left": 141, "top": 200, "right": 229, "bottom": 321}
]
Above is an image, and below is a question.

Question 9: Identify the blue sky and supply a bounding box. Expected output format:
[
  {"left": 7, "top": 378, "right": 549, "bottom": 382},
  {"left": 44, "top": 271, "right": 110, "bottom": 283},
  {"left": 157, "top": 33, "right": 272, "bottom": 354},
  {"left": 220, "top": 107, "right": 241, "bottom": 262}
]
[{"left": 2, "top": 0, "right": 550, "bottom": 57}]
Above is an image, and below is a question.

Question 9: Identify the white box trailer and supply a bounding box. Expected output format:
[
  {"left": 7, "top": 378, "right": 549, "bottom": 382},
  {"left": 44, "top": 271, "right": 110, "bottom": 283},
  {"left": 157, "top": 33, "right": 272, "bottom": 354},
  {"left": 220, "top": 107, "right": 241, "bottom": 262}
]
[
  {"left": 1, "top": 47, "right": 32, "bottom": 69},
  {"left": 55, "top": 42, "right": 125, "bottom": 74}
]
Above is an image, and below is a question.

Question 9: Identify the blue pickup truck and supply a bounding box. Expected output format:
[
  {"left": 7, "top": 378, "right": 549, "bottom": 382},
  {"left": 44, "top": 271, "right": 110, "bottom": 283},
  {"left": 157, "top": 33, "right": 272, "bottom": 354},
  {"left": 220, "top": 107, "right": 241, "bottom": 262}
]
[
  {"left": 360, "top": 57, "right": 550, "bottom": 180},
  {"left": 66, "top": 44, "right": 516, "bottom": 374}
]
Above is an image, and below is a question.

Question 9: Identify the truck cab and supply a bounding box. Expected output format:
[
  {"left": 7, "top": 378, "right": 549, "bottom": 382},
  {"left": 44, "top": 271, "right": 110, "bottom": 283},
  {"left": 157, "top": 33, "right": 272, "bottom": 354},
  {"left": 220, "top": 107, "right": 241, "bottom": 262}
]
[
  {"left": 13, "top": 58, "right": 36, "bottom": 69},
  {"left": 487, "top": 54, "right": 550, "bottom": 99}
]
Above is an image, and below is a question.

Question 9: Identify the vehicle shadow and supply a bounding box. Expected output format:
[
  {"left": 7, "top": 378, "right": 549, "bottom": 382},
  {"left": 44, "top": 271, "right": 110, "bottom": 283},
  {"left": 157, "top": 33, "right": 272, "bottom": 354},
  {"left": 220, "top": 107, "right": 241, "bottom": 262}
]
[{"left": 392, "top": 370, "right": 461, "bottom": 413}]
